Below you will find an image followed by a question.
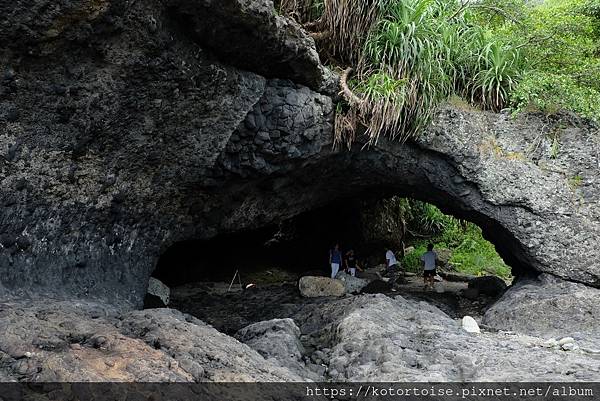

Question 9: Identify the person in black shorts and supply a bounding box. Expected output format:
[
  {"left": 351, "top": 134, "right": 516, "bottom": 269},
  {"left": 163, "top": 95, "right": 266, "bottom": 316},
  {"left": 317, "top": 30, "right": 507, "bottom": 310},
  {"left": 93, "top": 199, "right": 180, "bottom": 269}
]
[{"left": 421, "top": 243, "right": 438, "bottom": 289}]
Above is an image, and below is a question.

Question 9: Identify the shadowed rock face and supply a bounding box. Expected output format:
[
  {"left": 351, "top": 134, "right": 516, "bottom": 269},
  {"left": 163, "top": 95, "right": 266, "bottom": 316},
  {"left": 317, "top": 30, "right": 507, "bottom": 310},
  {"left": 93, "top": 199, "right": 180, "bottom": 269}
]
[{"left": 1, "top": 0, "right": 599, "bottom": 306}]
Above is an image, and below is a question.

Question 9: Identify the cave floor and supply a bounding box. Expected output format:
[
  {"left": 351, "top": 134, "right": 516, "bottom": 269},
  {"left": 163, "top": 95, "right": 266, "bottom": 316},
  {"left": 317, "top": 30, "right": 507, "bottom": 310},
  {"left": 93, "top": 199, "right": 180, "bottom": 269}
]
[{"left": 167, "top": 275, "right": 497, "bottom": 337}]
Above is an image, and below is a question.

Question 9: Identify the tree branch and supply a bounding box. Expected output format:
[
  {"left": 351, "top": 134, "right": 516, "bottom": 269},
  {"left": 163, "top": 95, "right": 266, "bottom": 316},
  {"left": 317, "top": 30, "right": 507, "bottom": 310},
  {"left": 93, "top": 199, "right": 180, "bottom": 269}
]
[
  {"left": 340, "top": 67, "right": 364, "bottom": 105},
  {"left": 309, "top": 30, "right": 331, "bottom": 41}
]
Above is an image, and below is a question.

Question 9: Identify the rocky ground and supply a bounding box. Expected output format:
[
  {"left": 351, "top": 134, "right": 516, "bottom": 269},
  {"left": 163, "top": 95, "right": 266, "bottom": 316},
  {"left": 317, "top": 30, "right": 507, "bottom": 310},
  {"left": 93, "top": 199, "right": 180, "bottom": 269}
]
[
  {"left": 2, "top": 287, "right": 599, "bottom": 382},
  {"left": 168, "top": 268, "right": 499, "bottom": 336},
  {"left": 3, "top": 270, "right": 599, "bottom": 382},
  {"left": 0, "top": 297, "right": 300, "bottom": 382}
]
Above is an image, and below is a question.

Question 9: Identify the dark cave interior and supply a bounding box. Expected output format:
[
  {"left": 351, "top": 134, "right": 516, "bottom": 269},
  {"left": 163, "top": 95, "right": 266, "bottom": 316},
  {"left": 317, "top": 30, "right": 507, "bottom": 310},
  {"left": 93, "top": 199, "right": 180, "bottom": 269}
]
[
  {"left": 152, "top": 198, "right": 376, "bottom": 287},
  {"left": 151, "top": 194, "right": 526, "bottom": 288}
]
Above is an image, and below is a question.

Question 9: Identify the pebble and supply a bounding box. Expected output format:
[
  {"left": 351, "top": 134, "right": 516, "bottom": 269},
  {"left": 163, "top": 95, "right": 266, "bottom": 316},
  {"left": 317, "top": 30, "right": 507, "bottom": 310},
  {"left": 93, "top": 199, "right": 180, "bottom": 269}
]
[
  {"left": 461, "top": 316, "right": 480, "bottom": 334},
  {"left": 558, "top": 337, "right": 575, "bottom": 346}
]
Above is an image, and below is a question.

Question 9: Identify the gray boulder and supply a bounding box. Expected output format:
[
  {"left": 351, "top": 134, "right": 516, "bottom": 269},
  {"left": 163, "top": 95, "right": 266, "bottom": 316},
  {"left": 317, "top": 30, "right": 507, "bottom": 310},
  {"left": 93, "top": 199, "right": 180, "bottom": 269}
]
[
  {"left": 0, "top": 298, "right": 301, "bottom": 382},
  {"left": 300, "top": 294, "right": 600, "bottom": 381},
  {"left": 335, "top": 271, "right": 369, "bottom": 293},
  {"left": 235, "top": 318, "right": 321, "bottom": 380},
  {"left": 298, "top": 276, "right": 345, "bottom": 298},
  {"left": 468, "top": 276, "right": 507, "bottom": 297},
  {"left": 483, "top": 274, "right": 600, "bottom": 348}
]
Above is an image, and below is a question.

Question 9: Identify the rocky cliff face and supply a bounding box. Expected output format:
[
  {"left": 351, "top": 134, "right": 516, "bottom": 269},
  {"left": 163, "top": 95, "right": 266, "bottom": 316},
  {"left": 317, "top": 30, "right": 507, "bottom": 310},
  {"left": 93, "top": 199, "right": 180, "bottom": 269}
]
[{"left": 1, "top": 0, "right": 599, "bottom": 307}]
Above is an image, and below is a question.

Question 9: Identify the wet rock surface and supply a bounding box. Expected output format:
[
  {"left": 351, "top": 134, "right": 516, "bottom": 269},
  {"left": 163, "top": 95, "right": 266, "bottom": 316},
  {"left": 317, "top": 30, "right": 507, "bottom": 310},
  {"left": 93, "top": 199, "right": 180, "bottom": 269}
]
[{"left": 468, "top": 276, "right": 508, "bottom": 297}]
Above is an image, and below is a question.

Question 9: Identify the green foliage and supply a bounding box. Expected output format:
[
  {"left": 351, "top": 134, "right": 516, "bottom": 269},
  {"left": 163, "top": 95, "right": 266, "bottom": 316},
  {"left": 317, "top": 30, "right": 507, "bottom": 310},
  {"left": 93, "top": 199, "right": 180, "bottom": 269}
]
[
  {"left": 468, "top": 41, "right": 525, "bottom": 111},
  {"left": 401, "top": 243, "right": 428, "bottom": 273},
  {"left": 405, "top": 201, "right": 461, "bottom": 235},
  {"left": 349, "top": 0, "right": 524, "bottom": 141},
  {"left": 399, "top": 202, "right": 511, "bottom": 278},
  {"left": 447, "top": 225, "right": 512, "bottom": 279},
  {"left": 569, "top": 174, "right": 584, "bottom": 189},
  {"left": 280, "top": 0, "right": 599, "bottom": 139},
  {"left": 510, "top": 71, "right": 600, "bottom": 120},
  {"left": 485, "top": 0, "right": 600, "bottom": 120}
]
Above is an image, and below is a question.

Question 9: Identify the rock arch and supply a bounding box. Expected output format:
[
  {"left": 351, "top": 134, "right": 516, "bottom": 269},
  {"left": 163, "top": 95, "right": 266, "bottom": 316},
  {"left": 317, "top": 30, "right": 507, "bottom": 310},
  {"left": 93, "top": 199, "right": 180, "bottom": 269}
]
[{"left": 1, "top": 0, "right": 599, "bottom": 307}]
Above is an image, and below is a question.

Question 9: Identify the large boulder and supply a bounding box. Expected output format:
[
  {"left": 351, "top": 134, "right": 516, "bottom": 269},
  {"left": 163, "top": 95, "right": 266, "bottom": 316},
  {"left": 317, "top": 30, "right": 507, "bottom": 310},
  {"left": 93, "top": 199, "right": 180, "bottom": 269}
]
[
  {"left": 298, "top": 276, "right": 345, "bottom": 298},
  {"left": 483, "top": 274, "right": 600, "bottom": 348},
  {"left": 298, "top": 294, "right": 600, "bottom": 381},
  {"left": 335, "top": 271, "right": 369, "bottom": 293},
  {"left": 468, "top": 276, "right": 507, "bottom": 297},
  {"left": 165, "top": 0, "right": 335, "bottom": 93},
  {"left": 0, "top": 298, "right": 301, "bottom": 382},
  {"left": 235, "top": 318, "right": 321, "bottom": 380}
]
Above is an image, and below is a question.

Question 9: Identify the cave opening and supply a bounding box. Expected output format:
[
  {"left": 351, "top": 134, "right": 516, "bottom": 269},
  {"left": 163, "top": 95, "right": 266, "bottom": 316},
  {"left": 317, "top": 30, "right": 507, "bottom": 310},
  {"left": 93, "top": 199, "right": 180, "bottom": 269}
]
[
  {"left": 152, "top": 185, "right": 530, "bottom": 283},
  {"left": 150, "top": 193, "right": 527, "bottom": 334},
  {"left": 152, "top": 195, "right": 523, "bottom": 286}
]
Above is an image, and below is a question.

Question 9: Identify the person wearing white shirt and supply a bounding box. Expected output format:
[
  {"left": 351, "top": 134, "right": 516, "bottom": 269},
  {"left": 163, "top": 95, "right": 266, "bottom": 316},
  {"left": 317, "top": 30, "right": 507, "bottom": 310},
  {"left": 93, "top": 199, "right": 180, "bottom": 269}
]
[
  {"left": 421, "top": 243, "right": 438, "bottom": 289},
  {"left": 385, "top": 249, "right": 399, "bottom": 274}
]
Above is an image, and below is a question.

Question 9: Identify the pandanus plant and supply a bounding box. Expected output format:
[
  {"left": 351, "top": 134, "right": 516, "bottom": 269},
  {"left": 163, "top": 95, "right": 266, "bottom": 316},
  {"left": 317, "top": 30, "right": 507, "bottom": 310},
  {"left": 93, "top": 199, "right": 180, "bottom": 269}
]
[{"left": 277, "top": 0, "right": 527, "bottom": 144}]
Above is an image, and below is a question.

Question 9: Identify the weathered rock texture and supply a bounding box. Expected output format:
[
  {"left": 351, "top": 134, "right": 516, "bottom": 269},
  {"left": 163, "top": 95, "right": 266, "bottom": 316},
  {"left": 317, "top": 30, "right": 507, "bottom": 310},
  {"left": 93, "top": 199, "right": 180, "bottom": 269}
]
[
  {"left": 1, "top": 0, "right": 599, "bottom": 307},
  {"left": 3, "top": 293, "right": 600, "bottom": 382},
  {"left": 292, "top": 294, "right": 600, "bottom": 381},
  {"left": 483, "top": 274, "right": 600, "bottom": 349},
  {"left": 235, "top": 318, "right": 322, "bottom": 380},
  {"left": 298, "top": 276, "right": 345, "bottom": 297},
  {"left": 0, "top": 298, "right": 300, "bottom": 381}
]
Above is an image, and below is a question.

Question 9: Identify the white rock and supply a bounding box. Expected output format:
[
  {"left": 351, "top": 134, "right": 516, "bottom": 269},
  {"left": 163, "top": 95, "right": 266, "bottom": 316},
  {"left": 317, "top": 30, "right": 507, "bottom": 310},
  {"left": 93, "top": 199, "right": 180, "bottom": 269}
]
[
  {"left": 541, "top": 338, "right": 558, "bottom": 348},
  {"left": 462, "top": 316, "right": 481, "bottom": 333},
  {"left": 558, "top": 337, "right": 575, "bottom": 346},
  {"left": 147, "top": 277, "right": 170, "bottom": 305}
]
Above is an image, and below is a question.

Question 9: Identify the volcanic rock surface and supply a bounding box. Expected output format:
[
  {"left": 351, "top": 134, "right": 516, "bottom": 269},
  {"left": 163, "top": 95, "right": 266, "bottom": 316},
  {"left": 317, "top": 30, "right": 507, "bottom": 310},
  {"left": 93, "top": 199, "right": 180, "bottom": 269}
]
[{"left": 1, "top": 0, "right": 599, "bottom": 306}]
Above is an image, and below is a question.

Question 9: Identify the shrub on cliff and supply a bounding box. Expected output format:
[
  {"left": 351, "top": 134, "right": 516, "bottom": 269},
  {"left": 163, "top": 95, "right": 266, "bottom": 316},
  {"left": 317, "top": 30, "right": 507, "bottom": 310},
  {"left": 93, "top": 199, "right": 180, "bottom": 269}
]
[{"left": 279, "top": 0, "right": 599, "bottom": 142}]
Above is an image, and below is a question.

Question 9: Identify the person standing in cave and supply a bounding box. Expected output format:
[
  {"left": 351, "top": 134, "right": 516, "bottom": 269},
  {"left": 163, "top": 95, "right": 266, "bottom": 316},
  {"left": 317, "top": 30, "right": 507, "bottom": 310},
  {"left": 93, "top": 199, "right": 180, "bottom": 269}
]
[
  {"left": 344, "top": 249, "right": 363, "bottom": 277},
  {"left": 385, "top": 248, "right": 400, "bottom": 275},
  {"left": 329, "top": 243, "right": 342, "bottom": 279},
  {"left": 421, "top": 243, "right": 438, "bottom": 289}
]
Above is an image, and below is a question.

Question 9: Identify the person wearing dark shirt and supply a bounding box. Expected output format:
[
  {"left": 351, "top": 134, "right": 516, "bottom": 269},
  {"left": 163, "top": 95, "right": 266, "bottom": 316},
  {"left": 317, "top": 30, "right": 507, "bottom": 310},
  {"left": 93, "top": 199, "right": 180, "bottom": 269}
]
[
  {"left": 344, "top": 249, "right": 363, "bottom": 277},
  {"left": 329, "top": 243, "right": 342, "bottom": 278}
]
